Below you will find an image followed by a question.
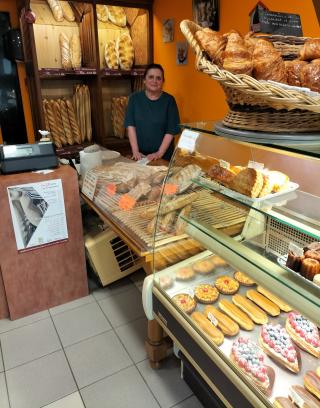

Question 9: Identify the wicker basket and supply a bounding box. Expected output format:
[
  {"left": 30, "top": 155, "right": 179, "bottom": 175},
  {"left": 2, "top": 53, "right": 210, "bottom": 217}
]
[{"left": 180, "top": 20, "right": 320, "bottom": 115}]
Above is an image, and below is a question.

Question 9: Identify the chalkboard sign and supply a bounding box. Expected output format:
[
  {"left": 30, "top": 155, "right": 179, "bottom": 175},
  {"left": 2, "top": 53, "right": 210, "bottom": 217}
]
[{"left": 259, "top": 10, "right": 303, "bottom": 36}]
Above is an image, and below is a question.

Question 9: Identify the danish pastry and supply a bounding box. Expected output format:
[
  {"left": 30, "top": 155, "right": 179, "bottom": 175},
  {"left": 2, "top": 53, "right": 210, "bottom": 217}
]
[
  {"left": 192, "top": 259, "right": 214, "bottom": 275},
  {"left": 172, "top": 293, "right": 197, "bottom": 314},
  {"left": 175, "top": 267, "right": 195, "bottom": 281},
  {"left": 194, "top": 284, "right": 219, "bottom": 304},
  {"left": 233, "top": 271, "right": 255, "bottom": 286},
  {"left": 215, "top": 276, "right": 239, "bottom": 294}
]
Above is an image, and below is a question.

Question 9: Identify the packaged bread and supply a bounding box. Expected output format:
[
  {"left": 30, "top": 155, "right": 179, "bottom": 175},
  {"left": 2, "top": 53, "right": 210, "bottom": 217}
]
[
  {"left": 116, "top": 33, "right": 134, "bottom": 70},
  {"left": 70, "top": 33, "right": 81, "bottom": 69},
  {"left": 106, "top": 6, "right": 126, "bottom": 27},
  {"left": 105, "top": 40, "right": 119, "bottom": 69},
  {"left": 59, "top": 32, "right": 72, "bottom": 69},
  {"left": 252, "top": 39, "right": 286, "bottom": 83},
  {"left": 96, "top": 5, "right": 108, "bottom": 22},
  {"left": 222, "top": 31, "right": 253, "bottom": 75},
  {"left": 300, "top": 38, "right": 320, "bottom": 61},
  {"left": 60, "top": 1, "right": 75, "bottom": 22},
  {"left": 195, "top": 28, "right": 226, "bottom": 66},
  {"left": 46, "top": 0, "right": 63, "bottom": 22}
]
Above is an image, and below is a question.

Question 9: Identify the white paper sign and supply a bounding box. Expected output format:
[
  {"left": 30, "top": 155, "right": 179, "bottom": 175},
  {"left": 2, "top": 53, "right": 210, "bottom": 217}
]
[
  {"left": 219, "top": 160, "right": 230, "bottom": 169},
  {"left": 82, "top": 172, "right": 98, "bottom": 200},
  {"left": 178, "top": 129, "right": 199, "bottom": 153},
  {"left": 288, "top": 242, "right": 304, "bottom": 257},
  {"left": 248, "top": 160, "right": 264, "bottom": 171},
  {"left": 207, "top": 312, "right": 218, "bottom": 327},
  {"left": 7, "top": 179, "right": 68, "bottom": 252}
]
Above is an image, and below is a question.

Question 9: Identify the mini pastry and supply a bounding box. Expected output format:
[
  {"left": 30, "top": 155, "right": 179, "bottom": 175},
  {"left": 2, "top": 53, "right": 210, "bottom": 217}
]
[
  {"left": 219, "top": 299, "right": 254, "bottom": 330},
  {"left": 286, "top": 312, "right": 320, "bottom": 358},
  {"left": 172, "top": 293, "right": 197, "bottom": 314},
  {"left": 208, "top": 255, "right": 227, "bottom": 268},
  {"left": 300, "top": 258, "right": 320, "bottom": 280},
  {"left": 304, "top": 242, "right": 320, "bottom": 253},
  {"left": 313, "top": 274, "right": 320, "bottom": 286},
  {"left": 231, "top": 337, "right": 274, "bottom": 396},
  {"left": 191, "top": 311, "right": 224, "bottom": 346},
  {"left": 304, "top": 371, "right": 320, "bottom": 399},
  {"left": 289, "top": 385, "right": 320, "bottom": 408},
  {"left": 215, "top": 276, "right": 239, "bottom": 295},
  {"left": 204, "top": 305, "right": 239, "bottom": 336},
  {"left": 159, "top": 275, "right": 173, "bottom": 290},
  {"left": 194, "top": 284, "right": 219, "bottom": 304},
  {"left": 286, "top": 250, "right": 304, "bottom": 272},
  {"left": 246, "top": 290, "right": 280, "bottom": 316},
  {"left": 175, "top": 267, "right": 195, "bottom": 281},
  {"left": 232, "top": 294, "right": 268, "bottom": 324},
  {"left": 259, "top": 324, "right": 300, "bottom": 373},
  {"left": 305, "top": 250, "right": 320, "bottom": 262},
  {"left": 273, "top": 397, "right": 296, "bottom": 408},
  {"left": 192, "top": 259, "right": 214, "bottom": 275},
  {"left": 257, "top": 286, "right": 292, "bottom": 312},
  {"left": 233, "top": 271, "right": 255, "bottom": 286}
]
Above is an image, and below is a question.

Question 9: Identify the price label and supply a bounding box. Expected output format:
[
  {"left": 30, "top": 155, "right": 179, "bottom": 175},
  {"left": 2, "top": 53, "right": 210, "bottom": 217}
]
[
  {"left": 81, "top": 172, "right": 98, "bottom": 200},
  {"left": 178, "top": 129, "right": 199, "bottom": 153},
  {"left": 288, "top": 242, "right": 304, "bottom": 257},
  {"left": 207, "top": 312, "right": 218, "bottom": 327},
  {"left": 219, "top": 159, "right": 230, "bottom": 169},
  {"left": 248, "top": 160, "right": 264, "bottom": 171}
]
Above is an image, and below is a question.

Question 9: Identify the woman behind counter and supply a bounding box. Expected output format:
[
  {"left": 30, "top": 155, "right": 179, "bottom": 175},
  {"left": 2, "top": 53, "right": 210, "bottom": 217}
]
[{"left": 124, "top": 63, "right": 180, "bottom": 161}]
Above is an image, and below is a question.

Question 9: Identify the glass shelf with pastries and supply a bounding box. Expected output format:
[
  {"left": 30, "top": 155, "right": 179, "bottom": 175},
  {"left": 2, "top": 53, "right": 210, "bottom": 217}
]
[{"left": 147, "top": 124, "right": 320, "bottom": 407}]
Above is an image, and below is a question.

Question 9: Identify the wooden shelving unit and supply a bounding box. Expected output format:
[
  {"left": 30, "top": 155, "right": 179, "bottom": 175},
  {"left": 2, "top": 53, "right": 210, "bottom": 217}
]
[{"left": 19, "top": 0, "right": 153, "bottom": 154}]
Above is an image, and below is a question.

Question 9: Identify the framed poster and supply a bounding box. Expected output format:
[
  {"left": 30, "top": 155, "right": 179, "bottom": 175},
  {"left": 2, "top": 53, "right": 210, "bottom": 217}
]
[
  {"left": 176, "top": 41, "right": 188, "bottom": 65},
  {"left": 163, "top": 19, "right": 174, "bottom": 43},
  {"left": 193, "top": 0, "right": 220, "bottom": 31}
]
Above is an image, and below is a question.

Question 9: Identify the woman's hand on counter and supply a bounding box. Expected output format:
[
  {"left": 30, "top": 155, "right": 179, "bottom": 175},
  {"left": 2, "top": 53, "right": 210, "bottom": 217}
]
[
  {"left": 131, "top": 150, "right": 143, "bottom": 161},
  {"left": 147, "top": 151, "right": 163, "bottom": 161}
]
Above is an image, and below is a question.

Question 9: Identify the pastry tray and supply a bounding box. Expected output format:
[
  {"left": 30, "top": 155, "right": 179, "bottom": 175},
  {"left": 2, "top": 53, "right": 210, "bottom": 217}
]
[
  {"left": 154, "top": 252, "right": 319, "bottom": 403},
  {"left": 197, "top": 176, "right": 299, "bottom": 205},
  {"left": 277, "top": 255, "right": 320, "bottom": 293}
]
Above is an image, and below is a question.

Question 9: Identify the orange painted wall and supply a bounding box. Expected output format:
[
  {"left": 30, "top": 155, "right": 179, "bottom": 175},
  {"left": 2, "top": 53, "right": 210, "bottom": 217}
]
[
  {"left": 0, "top": 0, "right": 35, "bottom": 143},
  {"left": 153, "top": 0, "right": 320, "bottom": 123}
]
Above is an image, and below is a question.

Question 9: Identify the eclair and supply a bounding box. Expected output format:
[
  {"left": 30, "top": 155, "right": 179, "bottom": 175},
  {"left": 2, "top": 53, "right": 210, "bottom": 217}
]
[
  {"left": 304, "top": 371, "right": 320, "bottom": 399},
  {"left": 204, "top": 305, "right": 239, "bottom": 336},
  {"left": 246, "top": 290, "right": 280, "bottom": 316},
  {"left": 191, "top": 311, "right": 224, "bottom": 346},
  {"left": 289, "top": 385, "right": 320, "bottom": 408},
  {"left": 232, "top": 294, "right": 268, "bottom": 324},
  {"left": 257, "top": 286, "right": 292, "bottom": 312},
  {"left": 273, "top": 397, "right": 296, "bottom": 408},
  {"left": 219, "top": 299, "right": 254, "bottom": 330}
]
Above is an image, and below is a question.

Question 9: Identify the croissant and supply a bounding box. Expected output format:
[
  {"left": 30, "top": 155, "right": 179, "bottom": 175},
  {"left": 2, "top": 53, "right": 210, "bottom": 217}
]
[
  {"left": 300, "top": 38, "right": 320, "bottom": 61},
  {"left": 195, "top": 28, "right": 226, "bottom": 66},
  {"left": 222, "top": 32, "right": 252, "bottom": 75},
  {"left": 285, "top": 60, "right": 307, "bottom": 86},
  {"left": 244, "top": 31, "right": 259, "bottom": 56},
  {"left": 252, "top": 39, "right": 286, "bottom": 83},
  {"left": 300, "top": 63, "right": 320, "bottom": 93}
]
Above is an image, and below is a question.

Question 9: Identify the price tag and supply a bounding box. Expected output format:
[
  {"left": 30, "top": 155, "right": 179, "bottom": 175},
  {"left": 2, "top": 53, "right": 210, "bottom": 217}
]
[
  {"left": 219, "top": 159, "right": 230, "bottom": 169},
  {"left": 178, "top": 129, "right": 199, "bottom": 153},
  {"left": 288, "top": 242, "right": 304, "bottom": 257},
  {"left": 207, "top": 312, "right": 218, "bottom": 327},
  {"left": 81, "top": 172, "right": 98, "bottom": 200},
  {"left": 248, "top": 160, "right": 264, "bottom": 171}
]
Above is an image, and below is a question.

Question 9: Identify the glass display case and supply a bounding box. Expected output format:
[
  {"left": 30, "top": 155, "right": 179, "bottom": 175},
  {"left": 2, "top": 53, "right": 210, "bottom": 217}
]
[{"left": 149, "top": 122, "right": 320, "bottom": 407}]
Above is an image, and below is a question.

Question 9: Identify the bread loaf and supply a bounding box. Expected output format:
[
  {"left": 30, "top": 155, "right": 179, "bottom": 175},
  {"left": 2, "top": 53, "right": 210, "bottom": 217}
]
[
  {"left": 59, "top": 32, "right": 72, "bottom": 69},
  {"left": 96, "top": 5, "right": 108, "bottom": 22},
  {"left": 65, "top": 99, "right": 82, "bottom": 144},
  {"left": 116, "top": 33, "right": 134, "bottom": 70},
  {"left": 42, "top": 99, "right": 50, "bottom": 132},
  {"left": 60, "top": 1, "right": 75, "bottom": 22},
  {"left": 106, "top": 6, "right": 126, "bottom": 27},
  {"left": 70, "top": 33, "right": 81, "bottom": 69},
  {"left": 105, "top": 40, "right": 119, "bottom": 69},
  {"left": 46, "top": 0, "right": 63, "bottom": 22},
  {"left": 111, "top": 96, "right": 128, "bottom": 138},
  {"left": 51, "top": 100, "right": 67, "bottom": 145},
  {"left": 58, "top": 99, "right": 74, "bottom": 145},
  {"left": 45, "top": 100, "right": 62, "bottom": 148},
  {"left": 84, "top": 85, "right": 92, "bottom": 141}
]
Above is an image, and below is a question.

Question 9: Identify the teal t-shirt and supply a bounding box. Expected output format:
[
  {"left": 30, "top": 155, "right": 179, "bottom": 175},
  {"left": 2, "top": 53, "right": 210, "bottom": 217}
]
[{"left": 124, "top": 91, "right": 180, "bottom": 160}]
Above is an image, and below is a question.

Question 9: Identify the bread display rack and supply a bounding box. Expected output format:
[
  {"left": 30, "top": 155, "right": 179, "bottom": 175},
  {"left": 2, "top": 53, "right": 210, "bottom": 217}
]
[
  {"left": 19, "top": 0, "right": 153, "bottom": 155},
  {"left": 180, "top": 20, "right": 320, "bottom": 133}
]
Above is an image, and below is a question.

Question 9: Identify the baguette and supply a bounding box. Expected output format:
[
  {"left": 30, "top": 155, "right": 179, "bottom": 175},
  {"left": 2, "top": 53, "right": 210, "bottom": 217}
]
[
  {"left": 232, "top": 294, "right": 268, "bottom": 324},
  {"left": 46, "top": 0, "right": 63, "bottom": 22},
  {"left": 65, "top": 99, "right": 82, "bottom": 144},
  {"left": 219, "top": 299, "right": 254, "bottom": 330},
  {"left": 84, "top": 85, "right": 92, "bottom": 141},
  {"left": 42, "top": 99, "right": 50, "bottom": 132},
  {"left": 44, "top": 100, "right": 62, "bottom": 148},
  {"left": 70, "top": 33, "right": 81, "bottom": 69},
  {"left": 58, "top": 99, "right": 73, "bottom": 145},
  {"left": 51, "top": 100, "right": 67, "bottom": 145},
  {"left": 191, "top": 311, "right": 224, "bottom": 346},
  {"left": 246, "top": 290, "right": 280, "bottom": 317},
  {"left": 257, "top": 286, "right": 292, "bottom": 312},
  {"left": 59, "top": 32, "right": 72, "bottom": 69},
  {"left": 203, "top": 305, "right": 239, "bottom": 336},
  {"left": 141, "top": 192, "right": 198, "bottom": 219},
  {"left": 60, "top": 1, "right": 75, "bottom": 22}
]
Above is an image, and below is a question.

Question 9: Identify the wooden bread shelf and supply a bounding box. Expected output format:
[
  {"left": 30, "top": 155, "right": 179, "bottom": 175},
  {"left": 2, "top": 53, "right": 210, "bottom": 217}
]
[
  {"left": 101, "top": 68, "right": 146, "bottom": 78},
  {"left": 39, "top": 67, "right": 97, "bottom": 78}
]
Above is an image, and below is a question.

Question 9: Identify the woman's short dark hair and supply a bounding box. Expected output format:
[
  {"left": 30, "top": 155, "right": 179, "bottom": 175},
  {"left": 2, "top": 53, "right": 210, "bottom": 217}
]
[{"left": 144, "top": 63, "right": 165, "bottom": 81}]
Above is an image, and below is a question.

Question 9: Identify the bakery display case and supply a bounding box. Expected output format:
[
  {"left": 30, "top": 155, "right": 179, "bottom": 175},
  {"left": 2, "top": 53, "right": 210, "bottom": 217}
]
[
  {"left": 18, "top": 0, "right": 153, "bottom": 152},
  {"left": 143, "top": 122, "right": 320, "bottom": 407}
]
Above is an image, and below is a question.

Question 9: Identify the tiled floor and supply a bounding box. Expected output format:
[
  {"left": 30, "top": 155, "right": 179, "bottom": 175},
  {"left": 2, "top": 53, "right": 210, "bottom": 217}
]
[{"left": 0, "top": 272, "right": 204, "bottom": 408}]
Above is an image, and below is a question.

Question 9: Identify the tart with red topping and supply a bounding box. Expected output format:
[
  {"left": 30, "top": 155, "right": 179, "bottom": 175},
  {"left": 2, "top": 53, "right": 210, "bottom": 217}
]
[
  {"left": 172, "top": 293, "right": 197, "bottom": 314},
  {"left": 194, "top": 284, "right": 219, "bottom": 304},
  {"left": 215, "top": 275, "right": 239, "bottom": 295},
  {"left": 285, "top": 312, "right": 320, "bottom": 358},
  {"left": 231, "top": 337, "right": 274, "bottom": 396},
  {"left": 259, "top": 324, "right": 300, "bottom": 373}
]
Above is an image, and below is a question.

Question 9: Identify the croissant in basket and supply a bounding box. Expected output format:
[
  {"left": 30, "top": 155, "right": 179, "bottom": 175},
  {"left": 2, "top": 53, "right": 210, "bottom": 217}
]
[
  {"left": 244, "top": 31, "right": 259, "bottom": 56},
  {"left": 195, "top": 28, "right": 226, "bottom": 66},
  {"left": 252, "top": 39, "right": 286, "bottom": 83},
  {"left": 300, "top": 63, "right": 320, "bottom": 93},
  {"left": 300, "top": 38, "right": 320, "bottom": 61},
  {"left": 285, "top": 60, "right": 308, "bottom": 87},
  {"left": 222, "top": 32, "right": 252, "bottom": 75}
]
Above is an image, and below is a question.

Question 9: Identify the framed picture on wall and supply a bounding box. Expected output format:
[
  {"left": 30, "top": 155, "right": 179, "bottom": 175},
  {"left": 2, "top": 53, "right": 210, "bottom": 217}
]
[
  {"left": 163, "top": 19, "right": 174, "bottom": 43},
  {"left": 193, "top": 0, "right": 220, "bottom": 31},
  {"left": 176, "top": 41, "right": 188, "bottom": 65}
]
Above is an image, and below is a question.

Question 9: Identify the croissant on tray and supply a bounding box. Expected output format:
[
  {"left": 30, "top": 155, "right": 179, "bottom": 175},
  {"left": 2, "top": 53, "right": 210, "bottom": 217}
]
[
  {"left": 222, "top": 32, "right": 252, "bottom": 75},
  {"left": 285, "top": 60, "right": 307, "bottom": 86},
  {"left": 195, "top": 28, "right": 226, "bottom": 66},
  {"left": 252, "top": 39, "right": 286, "bottom": 83},
  {"left": 300, "top": 38, "right": 320, "bottom": 61}
]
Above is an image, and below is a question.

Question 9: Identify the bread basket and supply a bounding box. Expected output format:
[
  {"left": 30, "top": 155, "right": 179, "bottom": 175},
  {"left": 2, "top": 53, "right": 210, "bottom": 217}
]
[{"left": 180, "top": 20, "right": 320, "bottom": 130}]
